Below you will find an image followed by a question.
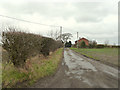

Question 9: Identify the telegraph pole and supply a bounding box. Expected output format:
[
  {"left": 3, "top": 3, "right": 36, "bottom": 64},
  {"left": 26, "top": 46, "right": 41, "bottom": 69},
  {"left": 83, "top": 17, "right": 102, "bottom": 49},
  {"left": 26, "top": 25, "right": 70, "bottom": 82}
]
[
  {"left": 77, "top": 32, "right": 79, "bottom": 48},
  {"left": 60, "top": 26, "right": 62, "bottom": 40}
]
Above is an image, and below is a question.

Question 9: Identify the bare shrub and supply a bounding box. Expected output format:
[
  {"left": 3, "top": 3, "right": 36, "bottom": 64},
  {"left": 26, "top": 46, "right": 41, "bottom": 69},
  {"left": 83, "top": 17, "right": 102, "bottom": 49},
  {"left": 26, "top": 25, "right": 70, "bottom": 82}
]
[
  {"left": 2, "top": 27, "right": 43, "bottom": 67},
  {"left": 41, "top": 37, "right": 63, "bottom": 57},
  {"left": 2, "top": 27, "right": 63, "bottom": 67}
]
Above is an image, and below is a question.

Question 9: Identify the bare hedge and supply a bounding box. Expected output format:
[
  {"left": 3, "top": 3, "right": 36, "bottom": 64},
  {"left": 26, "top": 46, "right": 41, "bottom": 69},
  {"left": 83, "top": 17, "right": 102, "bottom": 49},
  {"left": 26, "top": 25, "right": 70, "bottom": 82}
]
[
  {"left": 40, "top": 37, "right": 63, "bottom": 56},
  {"left": 2, "top": 27, "right": 63, "bottom": 67}
]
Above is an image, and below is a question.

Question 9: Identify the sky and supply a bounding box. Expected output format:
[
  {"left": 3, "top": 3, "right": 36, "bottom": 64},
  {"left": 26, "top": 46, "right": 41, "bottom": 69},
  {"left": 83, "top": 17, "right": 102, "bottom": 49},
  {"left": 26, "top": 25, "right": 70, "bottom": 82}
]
[{"left": 0, "top": 0, "right": 119, "bottom": 45}]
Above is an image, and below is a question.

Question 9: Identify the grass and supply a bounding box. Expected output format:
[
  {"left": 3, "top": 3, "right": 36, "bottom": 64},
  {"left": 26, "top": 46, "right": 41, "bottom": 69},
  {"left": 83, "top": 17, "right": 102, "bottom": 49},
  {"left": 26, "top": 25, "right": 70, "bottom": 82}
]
[
  {"left": 70, "top": 48, "right": 118, "bottom": 67},
  {"left": 2, "top": 48, "right": 63, "bottom": 88}
]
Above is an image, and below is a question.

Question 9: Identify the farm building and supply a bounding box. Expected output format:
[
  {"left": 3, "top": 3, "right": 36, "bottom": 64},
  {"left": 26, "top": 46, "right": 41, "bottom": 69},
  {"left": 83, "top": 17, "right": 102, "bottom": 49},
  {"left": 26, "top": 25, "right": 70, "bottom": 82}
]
[{"left": 75, "top": 37, "right": 89, "bottom": 47}]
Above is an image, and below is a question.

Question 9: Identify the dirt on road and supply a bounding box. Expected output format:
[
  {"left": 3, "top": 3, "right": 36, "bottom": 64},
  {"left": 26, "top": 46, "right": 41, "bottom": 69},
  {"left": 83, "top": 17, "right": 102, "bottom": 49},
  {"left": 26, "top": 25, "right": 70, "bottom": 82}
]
[{"left": 31, "top": 48, "right": 119, "bottom": 88}]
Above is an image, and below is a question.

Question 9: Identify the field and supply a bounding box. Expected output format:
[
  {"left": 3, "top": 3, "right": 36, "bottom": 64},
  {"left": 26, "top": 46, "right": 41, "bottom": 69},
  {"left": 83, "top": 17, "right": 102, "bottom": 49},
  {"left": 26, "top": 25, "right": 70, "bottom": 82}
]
[
  {"left": 2, "top": 48, "right": 63, "bottom": 88},
  {"left": 70, "top": 48, "right": 119, "bottom": 67}
]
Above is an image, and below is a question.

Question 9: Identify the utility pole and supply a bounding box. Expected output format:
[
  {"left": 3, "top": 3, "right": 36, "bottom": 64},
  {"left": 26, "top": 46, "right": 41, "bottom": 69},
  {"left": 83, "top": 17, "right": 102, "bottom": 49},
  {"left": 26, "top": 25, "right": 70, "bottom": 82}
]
[
  {"left": 77, "top": 32, "right": 79, "bottom": 48},
  {"left": 60, "top": 26, "right": 62, "bottom": 40},
  {"left": 60, "top": 26, "right": 64, "bottom": 48}
]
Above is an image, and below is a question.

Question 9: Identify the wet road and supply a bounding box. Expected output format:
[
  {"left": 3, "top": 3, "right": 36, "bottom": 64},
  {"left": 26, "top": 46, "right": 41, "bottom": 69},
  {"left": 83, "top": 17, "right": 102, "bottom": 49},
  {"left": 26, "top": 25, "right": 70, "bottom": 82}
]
[
  {"left": 32, "top": 48, "right": 118, "bottom": 88},
  {"left": 63, "top": 48, "right": 118, "bottom": 88}
]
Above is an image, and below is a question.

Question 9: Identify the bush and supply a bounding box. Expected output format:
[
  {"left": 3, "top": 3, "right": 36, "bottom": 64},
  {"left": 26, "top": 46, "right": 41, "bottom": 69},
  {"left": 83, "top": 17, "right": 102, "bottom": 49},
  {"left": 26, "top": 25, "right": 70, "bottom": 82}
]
[
  {"left": 40, "top": 37, "right": 53, "bottom": 56},
  {"left": 72, "top": 44, "right": 77, "bottom": 48},
  {"left": 65, "top": 41, "right": 72, "bottom": 47},
  {"left": 2, "top": 29, "right": 43, "bottom": 67},
  {"left": 111, "top": 45, "right": 119, "bottom": 48},
  {"left": 89, "top": 40, "right": 97, "bottom": 48},
  {"left": 96, "top": 44, "right": 105, "bottom": 48},
  {"left": 2, "top": 27, "right": 63, "bottom": 67},
  {"left": 41, "top": 37, "right": 63, "bottom": 56},
  {"left": 78, "top": 41, "right": 86, "bottom": 48}
]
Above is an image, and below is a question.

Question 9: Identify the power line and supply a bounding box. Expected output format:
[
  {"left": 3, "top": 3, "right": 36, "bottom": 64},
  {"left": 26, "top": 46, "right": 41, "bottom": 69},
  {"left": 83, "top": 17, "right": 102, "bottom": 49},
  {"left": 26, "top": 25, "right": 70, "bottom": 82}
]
[
  {"left": 0, "top": 14, "right": 79, "bottom": 37},
  {"left": 0, "top": 14, "right": 60, "bottom": 27},
  {"left": 62, "top": 27, "right": 74, "bottom": 31},
  {"left": 62, "top": 27, "right": 78, "bottom": 34},
  {"left": 0, "top": 14, "right": 77, "bottom": 32}
]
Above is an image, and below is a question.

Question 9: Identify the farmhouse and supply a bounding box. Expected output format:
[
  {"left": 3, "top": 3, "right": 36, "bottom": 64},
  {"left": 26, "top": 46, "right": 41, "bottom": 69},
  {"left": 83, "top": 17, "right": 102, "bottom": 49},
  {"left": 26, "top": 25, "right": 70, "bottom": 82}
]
[{"left": 75, "top": 37, "right": 89, "bottom": 46}]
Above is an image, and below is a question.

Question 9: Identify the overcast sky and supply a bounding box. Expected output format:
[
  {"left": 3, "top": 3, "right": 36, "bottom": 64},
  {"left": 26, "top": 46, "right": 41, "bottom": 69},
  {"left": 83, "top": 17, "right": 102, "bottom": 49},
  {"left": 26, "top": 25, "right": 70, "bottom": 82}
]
[{"left": 0, "top": 0, "right": 119, "bottom": 45}]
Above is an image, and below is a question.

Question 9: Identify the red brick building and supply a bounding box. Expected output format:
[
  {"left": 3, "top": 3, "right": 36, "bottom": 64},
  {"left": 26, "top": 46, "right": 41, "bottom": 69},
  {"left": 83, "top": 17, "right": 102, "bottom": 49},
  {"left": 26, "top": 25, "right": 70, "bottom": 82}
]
[{"left": 75, "top": 37, "right": 89, "bottom": 46}]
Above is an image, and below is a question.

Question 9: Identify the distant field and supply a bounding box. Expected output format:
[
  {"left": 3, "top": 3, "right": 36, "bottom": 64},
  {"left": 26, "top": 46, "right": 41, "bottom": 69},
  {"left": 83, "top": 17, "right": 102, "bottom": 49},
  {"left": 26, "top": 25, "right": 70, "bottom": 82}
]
[{"left": 70, "top": 48, "right": 119, "bottom": 67}]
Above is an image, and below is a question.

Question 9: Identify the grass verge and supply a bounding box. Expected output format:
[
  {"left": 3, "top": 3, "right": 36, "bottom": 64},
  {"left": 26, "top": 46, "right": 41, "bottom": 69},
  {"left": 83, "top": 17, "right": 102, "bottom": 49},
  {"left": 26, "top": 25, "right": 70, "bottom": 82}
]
[
  {"left": 70, "top": 48, "right": 119, "bottom": 67},
  {"left": 2, "top": 48, "right": 63, "bottom": 88}
]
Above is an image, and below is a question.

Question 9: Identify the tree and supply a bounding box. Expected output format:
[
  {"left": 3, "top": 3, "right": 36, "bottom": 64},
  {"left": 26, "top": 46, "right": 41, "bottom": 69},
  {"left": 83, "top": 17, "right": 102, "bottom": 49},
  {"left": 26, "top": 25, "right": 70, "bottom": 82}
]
[
  {"left": 59, "top": 33, "right": 72, "bottom": 44},
  {"left": 104, "top": 40, "right": 109, "bottom": 47},
  {"left": 80, "top": 41, "right": 86, "bottom": 48},
  {"left": 65, "top": 41, "right": 72, "bottom": 47},
  {"left": 47, "top": 30, "right": 60, "bottom": 40},
  {"left": 69, "top": 41, "right": 72, "bottom": 47},
  {"left": 89, "top": 41, "right": 93, "bottom": 48},
  {"left": 89, "top": 40, "right": 97, "bottom": 48}
]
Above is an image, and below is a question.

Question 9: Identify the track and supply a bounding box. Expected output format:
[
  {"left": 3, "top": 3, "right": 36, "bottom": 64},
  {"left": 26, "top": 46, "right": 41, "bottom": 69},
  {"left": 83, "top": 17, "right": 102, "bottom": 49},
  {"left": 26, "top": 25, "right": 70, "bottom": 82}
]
[{"left": 31, "top": 48, "right": 118, "bottom": 88}]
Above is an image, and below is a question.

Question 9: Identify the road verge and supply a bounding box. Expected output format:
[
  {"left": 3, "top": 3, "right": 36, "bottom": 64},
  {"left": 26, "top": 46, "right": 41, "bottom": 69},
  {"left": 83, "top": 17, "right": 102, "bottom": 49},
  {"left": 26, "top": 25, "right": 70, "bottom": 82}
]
[{"left": 2, "top": 48, "right": 63, "bottom": 88}]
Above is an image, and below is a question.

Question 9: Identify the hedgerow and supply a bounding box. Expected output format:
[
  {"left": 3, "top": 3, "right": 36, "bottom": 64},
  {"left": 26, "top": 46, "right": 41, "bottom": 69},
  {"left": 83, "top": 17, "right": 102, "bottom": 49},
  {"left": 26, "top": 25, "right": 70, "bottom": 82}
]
[{"left": 2, "top": 27, "right": 63, "bottom": 67}]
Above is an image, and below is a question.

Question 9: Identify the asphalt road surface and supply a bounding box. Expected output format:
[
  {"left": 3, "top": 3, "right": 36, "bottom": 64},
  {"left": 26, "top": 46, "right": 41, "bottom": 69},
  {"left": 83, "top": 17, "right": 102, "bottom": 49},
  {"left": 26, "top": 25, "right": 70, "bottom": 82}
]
[{"left": 31, "top": 48, "right": 119, "bottom": 88}]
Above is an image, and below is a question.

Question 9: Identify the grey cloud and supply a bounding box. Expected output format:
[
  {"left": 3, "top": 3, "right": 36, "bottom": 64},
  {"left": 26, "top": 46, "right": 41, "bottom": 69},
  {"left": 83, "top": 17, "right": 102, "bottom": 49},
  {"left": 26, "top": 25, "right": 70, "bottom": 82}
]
[
  {"left": 0, "top": 2, "right": 72, "bottom": 18},
  {"left": 0, "top": 1, "right": 118, "bottom": 45},
  {"left": 0, "top": 1, "right": 117, "bottom": 24},
  {"left": 0, "top": 2, "right": 112, "bottom": 22},
  {"left": 72, "top": 2, "right": 117, "bottom": 23},
  {"left": 75, "top": 16, "right": 103, "bottom": 23}
]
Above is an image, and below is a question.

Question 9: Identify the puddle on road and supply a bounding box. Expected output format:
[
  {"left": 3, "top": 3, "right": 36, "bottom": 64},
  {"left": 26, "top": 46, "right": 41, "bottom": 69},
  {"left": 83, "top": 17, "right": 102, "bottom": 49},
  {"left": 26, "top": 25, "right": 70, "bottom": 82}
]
[{"left": 63, "top": 49, "right": 97, "bottom": 80}]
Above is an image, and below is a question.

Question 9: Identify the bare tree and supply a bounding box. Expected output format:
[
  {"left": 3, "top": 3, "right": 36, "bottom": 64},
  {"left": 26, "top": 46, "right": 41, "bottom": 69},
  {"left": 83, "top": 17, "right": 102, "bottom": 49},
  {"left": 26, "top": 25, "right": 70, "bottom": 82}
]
[
  {"left": 104, "top": 40, "right": 109, "bottom": 46},
  {"left": 47, "top": 30, "right": 60, "bottom": 40},
  {"left": 47, "top": 30, "right": 54, "bottom": 38},
  {"left": 54, "top": 30, "right": 59, "bottom": 40},
  {"left": 59, "top": 33, "right": 72, "bottom": 44},
  {"left": 89, "top": 40, "right": 97, "bottom": 48}
]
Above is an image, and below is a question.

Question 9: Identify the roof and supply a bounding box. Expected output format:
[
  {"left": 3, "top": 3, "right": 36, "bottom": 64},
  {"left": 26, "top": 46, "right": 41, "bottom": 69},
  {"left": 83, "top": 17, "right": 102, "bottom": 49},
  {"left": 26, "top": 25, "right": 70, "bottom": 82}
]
[{"left": 79, "top": 38, "right": 89, "bottom": 41}]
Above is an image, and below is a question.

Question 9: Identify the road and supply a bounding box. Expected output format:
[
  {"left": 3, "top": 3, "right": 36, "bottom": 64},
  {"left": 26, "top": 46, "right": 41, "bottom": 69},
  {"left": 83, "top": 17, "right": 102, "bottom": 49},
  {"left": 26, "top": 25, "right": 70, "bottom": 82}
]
[{"left": 31, "top": 48, "right": 118, "bottom": 88}]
